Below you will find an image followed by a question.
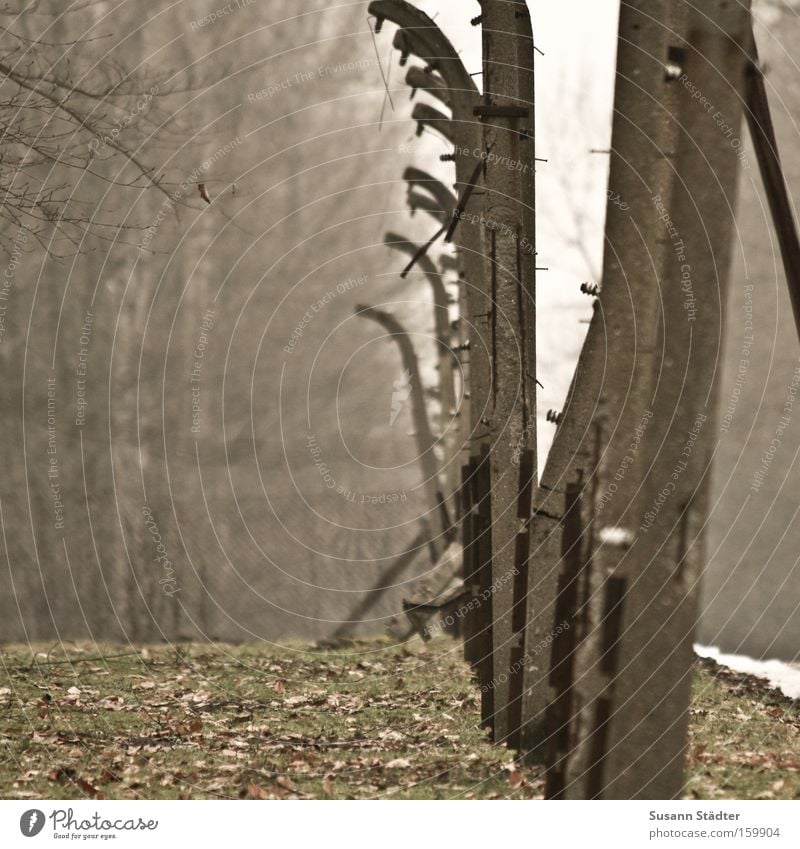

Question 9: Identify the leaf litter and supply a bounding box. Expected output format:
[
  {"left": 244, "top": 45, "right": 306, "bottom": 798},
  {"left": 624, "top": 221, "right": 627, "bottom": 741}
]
[{"left": 0, "top": 640, "right": 796, "bottom": 799}]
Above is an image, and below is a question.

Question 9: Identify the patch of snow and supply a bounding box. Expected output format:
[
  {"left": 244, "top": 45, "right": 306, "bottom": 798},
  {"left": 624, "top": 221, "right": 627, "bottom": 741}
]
[
  {"left": 598, "top": 526, "right": 634, "bottom": 546},
  {"left": 695, "top": 644, "right": 800, "bottom": 699}
]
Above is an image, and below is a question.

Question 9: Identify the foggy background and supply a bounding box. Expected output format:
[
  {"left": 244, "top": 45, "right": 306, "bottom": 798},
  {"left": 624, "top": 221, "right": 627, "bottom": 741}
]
[{"left": 0, "top": 0, "right": 797, "bottom": 662}]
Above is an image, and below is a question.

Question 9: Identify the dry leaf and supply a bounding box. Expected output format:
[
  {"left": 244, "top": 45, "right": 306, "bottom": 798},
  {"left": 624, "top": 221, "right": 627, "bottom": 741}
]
[
  {"left": 385, "top": 758, "right": 411, "bottom": 769},
  {"left": 323, "top": 774, "right": 333, "bottom": 795},
  {"left": 246, "top": 783, "right": 271, "bottom": 800},
  {"left": 76, "top": 777, "right": 100, "bottom": 798},
  {"left": 274, "top": 680, "right": 286, "bottom": 695},
  {"left": 509, "top": 770, "right": 524, "bottom": 788}
]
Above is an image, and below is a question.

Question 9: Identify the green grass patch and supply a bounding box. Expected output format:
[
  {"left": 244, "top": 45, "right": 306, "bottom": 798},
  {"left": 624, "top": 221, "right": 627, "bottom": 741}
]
[{"left": 0, "top": 639, "right": 797, "bottom": 799}]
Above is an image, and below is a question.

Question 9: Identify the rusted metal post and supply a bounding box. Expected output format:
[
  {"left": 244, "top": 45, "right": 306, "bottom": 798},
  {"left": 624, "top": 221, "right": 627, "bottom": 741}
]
[
  {"left": 743, "top": 36, "right": 800, "bottom": 341},
  {"left": 475, "top": 0, "right": 537, "bottom": 744},
  {"left": 544, "top": 476, "right": 588, "bottom": 798},
  {"left": 474, "top": 443, "right": 494, "bottom": 727}
]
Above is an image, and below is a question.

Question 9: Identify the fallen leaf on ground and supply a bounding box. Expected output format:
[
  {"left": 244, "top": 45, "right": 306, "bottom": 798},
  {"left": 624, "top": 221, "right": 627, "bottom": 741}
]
[
  {"left": 246, "top": 783, "right": 270, "bottom": 799},
  {"left": 509, "top": 770, "right": 524, "bottom": 788}
]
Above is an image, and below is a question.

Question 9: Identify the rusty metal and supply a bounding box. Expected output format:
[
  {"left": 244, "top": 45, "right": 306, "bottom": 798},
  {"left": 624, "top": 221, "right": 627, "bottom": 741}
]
[
  {"left": 443, "top": 159, "right": 486, "bottom": 245},
  {"left": 473, "top": 104, "right": 530, "bottom": 119},
  {"left": 744, "top": 37, "right": 800, "bottom": 342},
  {"left": 477, "top": 0, "right": 538, "bottom": 745},
  {"left": 461, "top": 459, "right": 479, "bottom": 666},
  {"left": 505, "top": 447, "right": 535, "bottom": 749},
  {"left": 544, "top": 478, "right": 588, "bottom": 796},
  {"left": 475, "top": 443, "right": 494, "bottom": 728}
]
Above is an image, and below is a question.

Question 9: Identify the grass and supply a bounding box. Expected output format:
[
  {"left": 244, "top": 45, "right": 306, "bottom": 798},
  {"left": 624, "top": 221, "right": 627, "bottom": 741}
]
[{"left": 0, "top": 637, "right": 797, "bottom": 799}]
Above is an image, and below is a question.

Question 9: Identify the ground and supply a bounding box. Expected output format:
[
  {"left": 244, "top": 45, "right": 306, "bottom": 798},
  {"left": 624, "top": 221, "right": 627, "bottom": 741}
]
[{"left": 0, "top": 637, "right": 798, "bottom": 800}]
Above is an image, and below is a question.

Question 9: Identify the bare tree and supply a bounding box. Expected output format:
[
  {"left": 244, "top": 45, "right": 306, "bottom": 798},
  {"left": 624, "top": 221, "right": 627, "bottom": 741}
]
[{"left": 0, "top": 2, "right": 184, "bottom": 257}]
